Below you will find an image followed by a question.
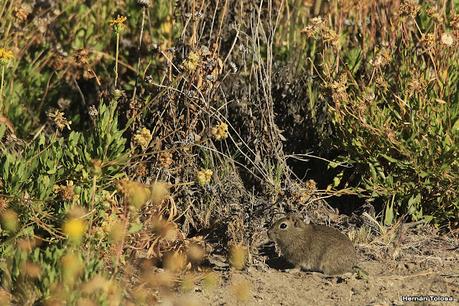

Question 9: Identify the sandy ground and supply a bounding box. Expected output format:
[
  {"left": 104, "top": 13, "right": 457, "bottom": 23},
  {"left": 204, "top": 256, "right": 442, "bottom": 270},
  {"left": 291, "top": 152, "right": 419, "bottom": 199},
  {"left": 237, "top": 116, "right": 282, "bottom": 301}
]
[
  {"left": 174, "top": 228, "right": 459, "bottom": 306},
  {"left": 192, "top": 260, "right": 458, "bottom": 306}
]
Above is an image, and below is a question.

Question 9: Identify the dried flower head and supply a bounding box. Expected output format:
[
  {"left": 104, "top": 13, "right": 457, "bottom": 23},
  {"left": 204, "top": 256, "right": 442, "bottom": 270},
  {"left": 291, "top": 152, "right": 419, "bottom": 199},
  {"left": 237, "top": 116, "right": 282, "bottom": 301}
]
[
  {"left": 400, "top": 0, "right": 420, "bottom": 18},
  {"left": 407, "top": 77, "right": 427, "bottom": 97},
  {"left": 134, "top": 162, "right": 148, "bottom": 177},
  {"left": 68, "top": 206, "right": 87, "bottom": 218},
  {"left": 231, "top": 278, "right": 251, "bottom": 301},
  {"left": 57, "top": 98, "right": 71, "bottom": 110},
  {"left": 322, "top": 27, "right": 340, "bottom": 49},
  {"left": 143, "top": 270, "right": 176, "bottom": 290},
  {"left": 211, "top": 122, "right": 229, "bottom": 140},
  {"left": 180, "top": 273, "right": 198, "bottom": 292},
  {"left": 134, "top": 127, "right": 152, "bottom": 149},
  {"left": 14, "top": 4, "right": 32, "bottom": 22},
  {"left": 150, "top": 217, "right": 179, "bottom": 241},
  {"left": 159, "top": 151, "right": 173, "bottom": 168},
  {"left": 47, "top": 109, "right": 72, "bottom": 130},
  {"left": 0, "top": 289, "right": 11, "bottom": 305},
  {"left": 186, "top": 243, "right": 205, "bottom": 265},
  {"left": 137, "top": 0, "right": 150, "bottom": 7},
  {"left": 61, "top": 253, "right": 83, "bottom": 284},
  {"left": 370, "top": 48, "right": 391, "bottom": 68},
  {"left": 419, "top": 33, "right": 436, "bottom": 52},
  {"left": 375, "top": 75, "right": 389, "bottom": 92},
  {"left": 117, "top": 179, "right": 151, "bottom": 209},
  {"left": 0, "top": 196, "right": 8, "bottom": 214},
  {"left": 182, "top": 51, "right": 202, "bottom": 73},
  {"left": 202, "top": 271, "right": 220, "bottom": 290},
  {"left": 17, "top": 238, "right": 39, "bottom": 253},
  {"left": 54, "top": 180, "right": 75, "bottom": 201},
  {"left": 426, "top": 6, "right": 443, "bottom": 23},
  {"left": 328, "top": 73, "right": 349, "bottom": 107},
  {"left": 110, "top": 15, "right": 127, "bottom": 33},
  {"left": 108, "top": 220, "right": 125, "bottom": 243},
  {"left": 310, "top": 16, "right": 324, "bottom": 26},
  {"left": 196, "top": 169, "right": 213, "bottom": 186},
  {"left": 88, "top": 105, "right": 98, "bottom": 120},
  {"left": 301, "top": 25, "right": 316, "bottom": 38},
  {"left": 301, "top": 17, "right": 324, "bottom": 38},
  {"left": 91, "top": 159, "right": 103, "bottom": 176},
  {"left": 22, "top": 261, "right": 42, "bottom": 279},
  {"left": 1, "top": 209, "right": 18, "bottom": 232},
  {"left": 164, "top": 251, "right": 188, "bottom": 272},
  {"left": 441, "top": 32, "right": 454, "bottom": 46},
  {"left": 150, "top": 181, "right": 170, "bottom": 205},
  {"left": 81, "top": 275, "right": 111, "bottom": 294},
  {"left": 305, "top": 179, "right": 317, "bottom": 191},
  {"left": 229, "top": 244, "right": 247, "bottom": 270}
]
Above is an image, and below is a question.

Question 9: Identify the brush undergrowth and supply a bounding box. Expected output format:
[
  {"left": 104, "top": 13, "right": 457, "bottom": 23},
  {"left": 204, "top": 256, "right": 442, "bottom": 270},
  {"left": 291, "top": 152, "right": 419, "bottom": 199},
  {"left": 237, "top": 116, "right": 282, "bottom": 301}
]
[
  {"left": 292, "top": 0, "right": 459, "bottom": 226},
  {"left": 0, "top": 0, "right": 458, "bottom": 304}
]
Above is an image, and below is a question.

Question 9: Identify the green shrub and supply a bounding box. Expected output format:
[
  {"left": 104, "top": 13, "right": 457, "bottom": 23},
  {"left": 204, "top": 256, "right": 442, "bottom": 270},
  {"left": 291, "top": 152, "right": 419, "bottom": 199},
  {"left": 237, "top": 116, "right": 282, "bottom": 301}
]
[
  {"left": 303, "top": 1, "right": 459, "bottom": 226},
  {"left": 0, "top": 99, "right": 128, "bottom": 303}
]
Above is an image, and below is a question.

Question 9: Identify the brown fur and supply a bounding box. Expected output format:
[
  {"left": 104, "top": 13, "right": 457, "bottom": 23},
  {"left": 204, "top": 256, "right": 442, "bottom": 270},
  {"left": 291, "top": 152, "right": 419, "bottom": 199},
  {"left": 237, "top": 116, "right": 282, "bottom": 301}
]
[{"left": 268, "top": 215, "right": 357, "bottom": 275}]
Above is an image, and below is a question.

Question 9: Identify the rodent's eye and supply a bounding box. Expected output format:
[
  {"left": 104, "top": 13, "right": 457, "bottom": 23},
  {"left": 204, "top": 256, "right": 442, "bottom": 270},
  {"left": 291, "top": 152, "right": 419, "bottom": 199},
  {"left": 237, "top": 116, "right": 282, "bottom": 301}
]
[{"left": 279, "top": 222, "right": 288, "bottom": 230}]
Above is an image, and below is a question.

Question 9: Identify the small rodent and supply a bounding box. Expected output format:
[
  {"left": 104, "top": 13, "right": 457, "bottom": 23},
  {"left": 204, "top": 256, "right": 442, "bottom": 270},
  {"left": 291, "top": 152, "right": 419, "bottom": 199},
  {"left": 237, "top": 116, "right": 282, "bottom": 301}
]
[{"left": 268, "top": 215, "right": 358, "bottom": 275}]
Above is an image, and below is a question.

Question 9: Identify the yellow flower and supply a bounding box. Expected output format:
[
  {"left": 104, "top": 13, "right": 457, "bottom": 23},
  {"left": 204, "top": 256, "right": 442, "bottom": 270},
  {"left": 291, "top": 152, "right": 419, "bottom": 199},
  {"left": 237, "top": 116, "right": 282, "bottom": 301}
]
[
  {"left": 196, "top": 169, "right": 213, "bottom": 186},
  {"left": 110, "top": 15, "right": 127, "bottom": 26},
  {"left": 133, "top": 127, "right": 152, "bottom": 149},
  {"left": 110, "top": 15, "right": 127, "bottom": 33},
  {"left": 211, "top": 122, "right": 229, "bottom": 140},
  {"left": 160, "top": 16, "right": 172, "bottom": 35},
  {"left": 0, "top": 48, "right": 14, "bottom": 65},
  {"left": 182, "top": 51, "right": 201, "bottom": 73},
  {"left": 63, "top": 218, "right": 86, "bottom": 243}
]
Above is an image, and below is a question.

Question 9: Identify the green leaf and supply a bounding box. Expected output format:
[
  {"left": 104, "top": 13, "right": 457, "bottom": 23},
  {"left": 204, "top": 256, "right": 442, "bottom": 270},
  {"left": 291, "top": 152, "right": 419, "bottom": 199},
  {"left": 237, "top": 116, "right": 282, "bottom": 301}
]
[
  {"left": 384, "top": 195, "right": 395, "bottom": 226},
  {"left": 452, "top": 118, "right": 459, "bottom": 134},
  {"left": 329, "top": 161, "right": 339, "bottom": 168},
  {"left": 346, "top": 47, "right": 362, "bottom": 74},
  {"left": 369, "top": 163, "right": 377, "bottom": 180},
  {"left": 0, "top": 124, "right": 6, "bottom": 140},
  {"left": 380, "top": 153, "right": 398, "bottom": 163}
]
